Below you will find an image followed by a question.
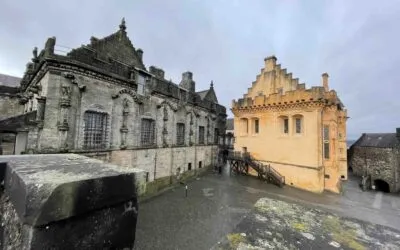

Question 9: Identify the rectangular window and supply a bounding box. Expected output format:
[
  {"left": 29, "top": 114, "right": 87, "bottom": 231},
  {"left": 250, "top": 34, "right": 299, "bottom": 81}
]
[
  {"left": 176, "top": 123, "right": 185, "bottom": 145},
  {"left": 284, "top": 118, "right": 289, "bottom": 134},
  {"left": 214, "top": 128, "right": 219, "bottom": 144},
  {"left": 83, "top": 111, "right": 108, "bottom": 149},
  {"left": 137, "top": 74, "right": 145, "bottom": 95},
  {"left": 295, "top": 118, "right": 302, "bottom": 134},
  {"left": 141, "top": 119, "right": 155, "bottom": 146},
  {"left": 323, "top": 125, "right": 330, "bottom": 159},
  {"left": 188, "top": 163, "right": 192, "bottom": 170},
  {"left": 199, "top": 126, "right": 205, "bottom": 144},
  {"left": 198, "top": 161, "right": 202, "bottom": 168},
  {"left": 254, "top": 119, "right": 259, "bottom": 134}
]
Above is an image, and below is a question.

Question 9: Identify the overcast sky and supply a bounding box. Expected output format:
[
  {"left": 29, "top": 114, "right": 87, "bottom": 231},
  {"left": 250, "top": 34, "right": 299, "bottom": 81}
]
[{"left": 1, "top": 0, "right": 400, "bottom": 139}]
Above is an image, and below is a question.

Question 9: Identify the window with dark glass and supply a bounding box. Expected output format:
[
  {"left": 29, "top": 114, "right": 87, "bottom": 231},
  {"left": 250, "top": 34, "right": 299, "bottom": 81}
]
[
  {"left": 214, "top": 128, "right": 219, "bottom": 144},
  {"left": 283, "top": 118, "right": 289, "bottom": 134},
  {"left": 199, "top": 126, "right": 205, "bottom": 144},
  {"left": 83, "top": 111, "right": 108, "bottom": 149},
  {"left": 323, "top": 125, "right": 330, "bottom": 159},
  {"left": 254, "top": 119, "right": 259, "bottom": 134},
  {"left": 141, "top": 119, "right": 155, "bottom": 146},
  {"left": 295, "top": 118, "right": 302, "bottom": 134},
  {"left": 176, "top": 123, "right": 185, "bottom": 145}
]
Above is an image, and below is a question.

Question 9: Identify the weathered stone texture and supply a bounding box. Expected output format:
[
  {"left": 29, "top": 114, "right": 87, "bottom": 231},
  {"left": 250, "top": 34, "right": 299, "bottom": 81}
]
[
  {"left": 0, "top": 154, "right": 146, "bottom": 249},
  {"left": 349, "top": 146, "right": 400, "bottom": 192},
  {"left": 0, "top": 95, "right": 22, "bottom": 120}
]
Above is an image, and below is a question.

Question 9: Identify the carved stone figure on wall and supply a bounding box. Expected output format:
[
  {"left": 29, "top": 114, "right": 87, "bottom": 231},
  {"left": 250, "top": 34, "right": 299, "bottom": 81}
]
[{"left": 61, "top": 85, "right": 71, "bottom": 99}]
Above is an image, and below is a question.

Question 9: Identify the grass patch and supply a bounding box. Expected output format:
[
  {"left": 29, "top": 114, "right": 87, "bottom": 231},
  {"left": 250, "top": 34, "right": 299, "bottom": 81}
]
[
  {"left": 323, "top": 216, "right": 365, "bottom": 250},
  {"left": 227, "top": 233, "right": 247, "bottom": 249}
]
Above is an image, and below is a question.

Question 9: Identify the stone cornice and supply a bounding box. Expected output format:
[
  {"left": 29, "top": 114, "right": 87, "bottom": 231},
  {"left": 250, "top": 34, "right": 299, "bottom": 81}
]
[{"left": 231, "top": 101, "right": 327, "bottom": 114}]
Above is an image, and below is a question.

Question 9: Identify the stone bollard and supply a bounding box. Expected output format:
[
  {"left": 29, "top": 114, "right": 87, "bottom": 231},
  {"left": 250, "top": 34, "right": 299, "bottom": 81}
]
[{"left": 0, "top": 154, "right": 146, "bottom": 250}]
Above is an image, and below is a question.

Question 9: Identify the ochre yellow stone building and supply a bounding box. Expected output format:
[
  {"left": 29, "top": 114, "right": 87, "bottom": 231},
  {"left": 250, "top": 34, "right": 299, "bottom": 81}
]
[{"left": 231, "top": 56, "right": 347, "bottom": 193}]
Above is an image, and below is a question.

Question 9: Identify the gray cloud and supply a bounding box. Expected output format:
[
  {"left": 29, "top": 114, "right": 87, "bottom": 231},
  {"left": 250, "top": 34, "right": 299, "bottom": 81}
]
[{"left": 1, "top": 0, "right": 400, "bottom": 139}]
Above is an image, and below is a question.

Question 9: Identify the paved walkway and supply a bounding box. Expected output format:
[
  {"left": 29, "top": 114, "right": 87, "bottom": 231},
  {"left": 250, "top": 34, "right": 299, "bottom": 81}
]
[{"left": 134, "top": 165, "right": 400, "bottom": 250}]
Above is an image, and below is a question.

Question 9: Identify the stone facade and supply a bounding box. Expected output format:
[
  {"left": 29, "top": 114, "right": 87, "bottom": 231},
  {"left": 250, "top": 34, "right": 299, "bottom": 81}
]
[
  {"left": 0, "top": 19, "right": 226, "bottom": 183},
  {"left": 348, "top": 131, "right": 400, "bottom": 193},
  {"left": 0, "top": 85, "right": 22, "bottom": 121},
  {"left": 231, "top": 56, "right": 348, "bottom": 193}
]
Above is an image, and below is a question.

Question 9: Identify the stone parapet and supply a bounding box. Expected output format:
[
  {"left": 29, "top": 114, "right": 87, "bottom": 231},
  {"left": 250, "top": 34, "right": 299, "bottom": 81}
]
[
  {"left": 0, "top": 154, "right": 146, "bottom": 249},
  {"left": 232, "top": 87, "right": 341, "bottom": 110}
]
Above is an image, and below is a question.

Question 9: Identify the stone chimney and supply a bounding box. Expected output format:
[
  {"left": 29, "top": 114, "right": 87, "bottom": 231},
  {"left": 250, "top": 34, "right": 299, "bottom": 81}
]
[
  {"left": 136, "top": 49, "right": 143, "bottom": 61},
  {"left": 179, "top": 71, "right": 195, "bottom": 92},
  {"left": 149, "top": 66, "right": 165, "bottom": 79},
  {"left": 44, "top": 37, "right": 56, "bottom": 56},
  {"left": 322, "top": 73, "right": 329, "bottom": 92},
  {"left": 264, "top": 55, "right": 277, "bottom": 71}
]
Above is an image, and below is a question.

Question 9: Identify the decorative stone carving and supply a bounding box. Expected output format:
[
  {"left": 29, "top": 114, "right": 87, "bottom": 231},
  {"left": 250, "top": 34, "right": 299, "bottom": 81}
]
[
  {"left": 120, "top": 99, "right": 130, "bottom": 149},
  {"left": 112, "top": 88, "right": 143, "bottom": 104}
]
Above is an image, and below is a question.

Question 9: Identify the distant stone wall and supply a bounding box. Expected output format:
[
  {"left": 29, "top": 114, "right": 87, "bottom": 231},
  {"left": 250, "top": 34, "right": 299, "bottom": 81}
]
[
  {"left": 0, "top": 154, "right": 146, "bottom": 249},
  {"left": 349, "top": 146, "right": 400, "bottom": 192},
  {"left": 0, "top": 95, "right": 22, "bottom": 120}
]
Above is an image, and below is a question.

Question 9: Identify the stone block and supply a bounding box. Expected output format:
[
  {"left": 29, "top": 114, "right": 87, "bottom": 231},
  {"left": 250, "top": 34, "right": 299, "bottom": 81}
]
[{"left": 0, "top": 154, "right": 146, "bottom": 249}]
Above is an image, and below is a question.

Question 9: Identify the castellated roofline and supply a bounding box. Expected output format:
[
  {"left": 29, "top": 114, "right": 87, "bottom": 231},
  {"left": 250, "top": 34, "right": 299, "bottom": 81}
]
[{"left": 232, "top": 86, "right": 341, "bottom": 110}]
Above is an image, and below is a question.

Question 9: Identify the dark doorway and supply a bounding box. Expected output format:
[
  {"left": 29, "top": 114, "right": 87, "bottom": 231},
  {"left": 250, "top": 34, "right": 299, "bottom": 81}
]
[{"left": 374, "top": 179, "right": 390, "bottom": 193}]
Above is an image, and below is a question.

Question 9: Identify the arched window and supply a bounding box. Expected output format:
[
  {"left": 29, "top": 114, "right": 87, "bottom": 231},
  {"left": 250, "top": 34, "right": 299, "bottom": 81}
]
[
  {"left": 293, "top": 114, "right": 304, "bottom": 134},
  {"left": 83, "top": 111, "right": 108, "bottom": 149},
  {"left": 278, "top": 116, "right": 289, "bottom": 134}
]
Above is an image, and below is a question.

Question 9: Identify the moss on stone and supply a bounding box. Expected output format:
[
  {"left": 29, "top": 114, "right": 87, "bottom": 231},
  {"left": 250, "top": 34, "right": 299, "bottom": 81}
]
[
  {"left": 227, "top": 233, "right": 247, "bottom": 249},
  {"left": 323, "top": 216, "right": 366, "bottom": 250},
  {"left": 292, "top": 222, "right": 308, "bottom": 232}
]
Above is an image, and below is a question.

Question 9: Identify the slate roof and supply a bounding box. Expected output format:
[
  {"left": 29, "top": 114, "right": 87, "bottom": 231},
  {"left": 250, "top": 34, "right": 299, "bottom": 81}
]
[
  {"left": 352, "top": 133, "right": 399, "bottom": 148},
  {"left": 196, "top": 90, "right": 209, "bottom": 100},
  {"left": 226, "top": 118, "right": 234, "bottom": 130},
  {"left": 0, "top": 85, "right": 19, "bottom": 95},
  {"left": 0, "top": 111, "right": 36, "bottom": 133},
  {"left": 0, "top": 73, "right": 21, "bottom": 87}
]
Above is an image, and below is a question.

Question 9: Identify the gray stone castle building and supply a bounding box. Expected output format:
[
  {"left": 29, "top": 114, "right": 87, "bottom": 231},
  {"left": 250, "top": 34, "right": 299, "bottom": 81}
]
[
  {"left": 348, "top": 128, "right": 400, "bottom": 193},
  {"left": 0, "top": 19, "right": 227, "bottom": 182}
]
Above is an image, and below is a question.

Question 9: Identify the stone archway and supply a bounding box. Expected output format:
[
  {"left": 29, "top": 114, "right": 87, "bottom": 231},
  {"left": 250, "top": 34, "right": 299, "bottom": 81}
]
[{"left": 374, "top": 179, "right": 390, "bottom": 193}]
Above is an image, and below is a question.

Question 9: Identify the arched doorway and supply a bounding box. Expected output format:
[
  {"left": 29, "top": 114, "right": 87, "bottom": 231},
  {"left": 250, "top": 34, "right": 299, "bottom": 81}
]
[{"left": 374, "top": 179, "right": 390, "bottom": 193}]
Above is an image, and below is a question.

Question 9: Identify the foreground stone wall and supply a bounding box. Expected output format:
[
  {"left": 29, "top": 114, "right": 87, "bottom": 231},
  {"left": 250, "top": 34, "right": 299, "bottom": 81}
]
[
  {"left": 349, "top": 146, "right": 400, "bottom": 192},
  {"left": 0, "top": 154, "right": 146, "bottom": 249},
  {"left": 0, "top": 95, "right": 22, "bottom": 120}
]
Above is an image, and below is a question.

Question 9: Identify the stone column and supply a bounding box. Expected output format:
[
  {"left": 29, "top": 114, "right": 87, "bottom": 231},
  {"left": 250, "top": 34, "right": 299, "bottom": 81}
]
[
  {"left": 120, "top": 99, "right": 130, "bottom": 149},
  {"left": 36, "top": 96, "right": 47, "bottom": 128},
  {"left": 0, "top": 154, "right": 146, "bottom": 249},
  {"left": 58, "top": 83, "right": 71, "bottom": 151}
]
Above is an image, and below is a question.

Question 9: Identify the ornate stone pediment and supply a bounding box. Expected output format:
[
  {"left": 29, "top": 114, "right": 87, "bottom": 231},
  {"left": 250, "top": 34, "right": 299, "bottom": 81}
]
[{"left": 112, "top": 88, "right": 143, "bottom": 103}]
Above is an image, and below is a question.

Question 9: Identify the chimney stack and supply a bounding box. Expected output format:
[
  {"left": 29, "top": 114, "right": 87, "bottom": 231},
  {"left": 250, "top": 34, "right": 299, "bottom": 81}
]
[
  {"left": 322, "top": 73, "right": 329, "bottom": 92},
  {"left": 136, "top": 49, "right": 143, "bottom": 61},
  {"left": 264, "top": 55, "right": 277, "bottom": 71},
  {"left": 179, "top": 71, "right": 195, "bottom": 92}
]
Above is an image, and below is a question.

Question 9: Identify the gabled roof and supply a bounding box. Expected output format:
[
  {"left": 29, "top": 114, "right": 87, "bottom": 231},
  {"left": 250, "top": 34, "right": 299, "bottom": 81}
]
[
  {"left": 196, "top": 82, "right": 218, "bottom": 104},
  {"left": 67, "top": 18, "right": 145, "bottom": 70},
  {"left": 352, "top": 133, "right": 399, "bottom": 148},
  {"left": 0, "top": 73, "right": 21, "bottom": 87}
]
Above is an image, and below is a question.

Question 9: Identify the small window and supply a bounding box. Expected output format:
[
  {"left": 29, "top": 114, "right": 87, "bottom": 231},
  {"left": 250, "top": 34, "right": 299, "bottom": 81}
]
[
  {"left": 295, "top": 117, "right": 302, "bottom": 134},
  {"left": 214, "top": 128, "right": 219, "bottom": 144},
  {"left": 240, "top": 118, "right": 248, "bottom": 135},
  {"left": 254, "top": 119, "right": 259, "bottom": 134},
  {"left": 199, "top": 161, "right": 202, "bottom": 168},
  {"left": 188, "top": 163, "right": 192, "bottom": 170},
  {"left": 199, "top": 126, "right": 205, "bottom": 144},
  {"left": 137, "top": 74, "right": 146, "bottom": 95},
  {"left": 176, "top": 123, "right": 185, "bottom": 145},
  {"left": 323, "top": 125, "right": 330, "bottom": 159},
  {"left": 324, "top": 174, "right": 330, "bottom": 179},
  {"left": 141, "top": 119, "right": 155, "bottom": 146},
  {"left": 284, "top": 118, "right": 289, "bottom": 134}
]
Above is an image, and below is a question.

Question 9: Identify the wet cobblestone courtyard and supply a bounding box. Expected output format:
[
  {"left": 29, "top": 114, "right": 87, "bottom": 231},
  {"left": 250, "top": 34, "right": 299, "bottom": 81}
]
[{"left": 134, "top": 166, "right": 400, "bottom": 249}]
